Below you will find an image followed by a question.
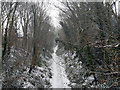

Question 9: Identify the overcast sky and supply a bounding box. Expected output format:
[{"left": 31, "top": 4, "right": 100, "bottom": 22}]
[{"left": 48, "top": 0, "right": 62, "bottom": 29}]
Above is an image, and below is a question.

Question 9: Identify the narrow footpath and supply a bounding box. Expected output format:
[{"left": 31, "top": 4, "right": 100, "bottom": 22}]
[{"left": 50, "top": 46, "right": 71, "bottom": 88}]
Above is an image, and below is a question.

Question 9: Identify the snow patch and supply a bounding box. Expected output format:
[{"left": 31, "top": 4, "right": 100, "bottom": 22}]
[
  {"left": 82, "top": 75, "right": 95, "bottom": 86},
  {"left": 23, "top": 82, "right": 35, "bottom": 88}
]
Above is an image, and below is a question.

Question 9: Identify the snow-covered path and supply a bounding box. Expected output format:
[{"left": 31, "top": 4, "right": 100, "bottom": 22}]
[{"left": 50, "top": 46, "right": 71, "bottom": 88}]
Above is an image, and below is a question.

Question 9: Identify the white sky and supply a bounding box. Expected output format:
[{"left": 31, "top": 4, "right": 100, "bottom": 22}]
[{"left": 48, "top": 0, "right": 62, "bottom": 28}]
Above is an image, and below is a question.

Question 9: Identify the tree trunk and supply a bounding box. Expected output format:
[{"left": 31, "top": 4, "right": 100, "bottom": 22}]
[
  {"left": 29, "top": 5, "right": 38, "bottom": 73},
  {"left": 2, "top": 3, "right": 13, "bottom": 59},
  {"left": 8, "top": 3, "right": 18, "bottom": 55}
]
